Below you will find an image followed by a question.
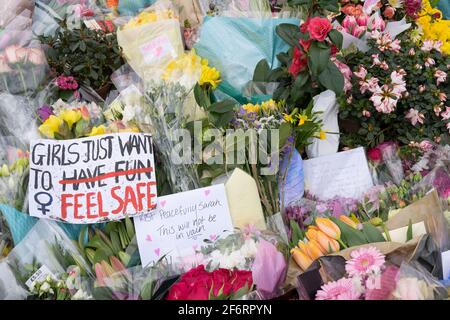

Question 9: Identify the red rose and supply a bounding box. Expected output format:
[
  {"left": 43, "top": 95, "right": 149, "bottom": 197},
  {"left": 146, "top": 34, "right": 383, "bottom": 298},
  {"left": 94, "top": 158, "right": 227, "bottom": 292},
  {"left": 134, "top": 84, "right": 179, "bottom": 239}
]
[
  {"left": 299, "top": 39, "right": 312, "bottom": 52},
  {"left": 211, "top": 269, "right": 233, "bottom": 296},
  {"left": 166, "top": 281, "right": 191, "bottom": 300},
  {"left": 300, "top": 18, "right": 311, "bottom": 33},
  {"left": 289, "top": 47, "right": 307, "bottom": 77},
  {"left": 187, "top": 284, "right": 211, "bottom": 300},
  {"left": 330, "top": 44, "right": 339, "bottom": 56},
  {"left": 367, "top": 147, "right": 382, "bottom": 163},
  {"left": 230, "top": 270, "right": 253, "bottom": 293},
  {"left": 307, "top": 17, "right": 333, "bottom": 42}
]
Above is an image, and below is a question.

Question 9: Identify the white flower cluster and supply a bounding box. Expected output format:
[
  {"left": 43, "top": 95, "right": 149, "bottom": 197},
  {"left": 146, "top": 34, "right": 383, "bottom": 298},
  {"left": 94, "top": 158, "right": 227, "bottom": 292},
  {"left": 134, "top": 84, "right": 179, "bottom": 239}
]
[{"left": 208, "top": 238, "right": 258, "bottom": 270}]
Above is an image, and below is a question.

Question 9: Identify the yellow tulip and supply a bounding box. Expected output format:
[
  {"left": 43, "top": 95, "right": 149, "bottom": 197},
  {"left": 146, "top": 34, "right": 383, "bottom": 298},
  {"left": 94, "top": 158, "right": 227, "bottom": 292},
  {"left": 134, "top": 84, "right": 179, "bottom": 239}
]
[
  {"left": 38, "top": 115, "right": 63, "bottom": 138},
  {"left": 339, "top": 215, "right": 358, "bottom": 229},
  {"left": 316, "top": 217, "right": 341, "bottom": 240},
  {"left": 291, "top": 248, "right": 313, "bottom": 271},
  {"left": 305, "top": 239, "right": 324, "bottom": 260},
  {"left": 89, "top": 125, "right": 107, "bottom": 136},
  {"left": 316, "top": 230, "right": 340, "bottom": 254},
  {"left": 297, "top": 241, "right": 309, "bottom": 256},
  {"left": 59, "top": 109, "right": 81, "bottom": 130}
]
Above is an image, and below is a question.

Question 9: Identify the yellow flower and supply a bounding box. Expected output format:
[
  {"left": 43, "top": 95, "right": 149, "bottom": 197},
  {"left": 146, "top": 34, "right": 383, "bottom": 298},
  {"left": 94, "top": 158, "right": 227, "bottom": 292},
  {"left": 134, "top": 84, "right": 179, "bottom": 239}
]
[
  {"left": 124, "top": 9, "right": 178, "bottom": 29},
  {"left": 242, "top": 103, "right": 260, "bottom": 113},
  {"left": 199, "top": 64, "right": 221, "bottom": 89},
  {"left": 319, "top": 130, "right": 327, "bottom": 140},
  {"left": 59, "top": 109, "right": 81, "bottom": 130},
  {"left": 163, "top": 50, "right": 203, "bottom": 86},
  {"left": 283, "top": 113, "right": 295, "bottom": 123},
  {"left": 297, "top": 114, "right": 309, "bottom": 126},
  {"left": 261, "top": 99, "right": 278, "bottom": 112},
  {"left": 38, "top": 115, "right": 63, "bottom": 139},
  {"left": 89, "top": 125, "right": 107, "bottom": 136}
]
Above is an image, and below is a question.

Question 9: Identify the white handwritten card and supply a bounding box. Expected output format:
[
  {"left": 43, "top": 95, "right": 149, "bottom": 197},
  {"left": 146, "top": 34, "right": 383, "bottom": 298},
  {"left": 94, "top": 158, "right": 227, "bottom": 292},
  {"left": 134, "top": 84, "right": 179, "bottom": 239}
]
[
  {"left": 28, "top": 133, "right": 157, "bottom": 224},
  {"left": 134, "top": 184, "right": 234, "bottom": 267},
  {"left": 303, "top": 147, "right": 374, "bottom": 200}
]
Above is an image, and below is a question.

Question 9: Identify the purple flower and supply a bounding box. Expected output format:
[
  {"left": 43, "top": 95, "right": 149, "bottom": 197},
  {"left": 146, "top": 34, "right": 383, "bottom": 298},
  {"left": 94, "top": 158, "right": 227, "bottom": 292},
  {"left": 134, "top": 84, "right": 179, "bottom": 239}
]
[
  {"left": 56, "top": 75, "right": 79, "bottom": 90},
  {"left": 37, "top": 105, "right": 54, "bottom": 121}
]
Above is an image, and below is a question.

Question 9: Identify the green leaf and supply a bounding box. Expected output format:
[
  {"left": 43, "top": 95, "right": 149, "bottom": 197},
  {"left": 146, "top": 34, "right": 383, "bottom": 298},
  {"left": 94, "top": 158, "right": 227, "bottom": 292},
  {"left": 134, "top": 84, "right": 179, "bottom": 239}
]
[
  {"left": 194, "top": 83, "right": 209, "bottom": 109},
  {"left": 308, "top": 42, "right": 330, "bottom": 76},
  {"left": 406, "top": 219, "right": 413, "bottom": 242},
  {"left": 209, "top": 100, "right": 237, "bottom": 114},
  {"left": 253, "top": 59, "right": 271, "bottom": 82},
  {"left": 291, "top": 71, "right": 309, "bottom": 101},
  {"left": 318, "top": 0, "right": 340, "bottom": 12},
  {"left": 330, "top": 217, "right": 368, "bottom": 247},
  {"left": 328, "top": 29, "right": 343, "bottom": 49},
  {"left": 276, "top": 23, "right": 301, "bottom": 48},
  {"left": 109, "top": 231, "right": 122, "bottom": 255},
  {"left": 362, "top": 223, "right": 386, "bottom": 243},
  {"left": 318, "top": 61, "right": 344, "bottom": 94},
  {"left": 289, "top": 220, "right": 304, "bottom": 248},
  {"left": 93, "top": 249, "right": 110, "bottom": 264},
  {"left": 125, "top": 216, "right": 135, "bottom": 239},
  {"left": 279, "top": 122, "right": 292, "bottom": 148}
]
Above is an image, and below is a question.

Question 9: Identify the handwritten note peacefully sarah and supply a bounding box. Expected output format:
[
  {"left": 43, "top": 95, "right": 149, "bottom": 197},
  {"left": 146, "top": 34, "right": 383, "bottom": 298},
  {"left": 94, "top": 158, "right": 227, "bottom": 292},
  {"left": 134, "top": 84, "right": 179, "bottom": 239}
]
[
  {"left": 134, "top": 184, "right": 234, "bottom": 267},
  {"left": 303, "top": 147, "right": 374, "bottom": 200}
]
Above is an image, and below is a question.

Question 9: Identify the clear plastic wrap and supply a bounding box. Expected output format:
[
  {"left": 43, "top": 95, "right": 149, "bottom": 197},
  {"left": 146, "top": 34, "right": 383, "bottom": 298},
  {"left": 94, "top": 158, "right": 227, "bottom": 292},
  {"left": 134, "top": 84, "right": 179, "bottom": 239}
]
[
  {"left": 391, "top": 262, "right": 448, "bottom": 300},
  {"left": 2, "top": 220, "right": 93, "bottom": 300},
  {"left": 116, "top": 0, "right": 184, "bottom": 82},
  {"left": 0, "top": 0, "right": 35, "bottom": 30},
  {"left": 193, "top": 9, "right": 300, "bottom": 103}
]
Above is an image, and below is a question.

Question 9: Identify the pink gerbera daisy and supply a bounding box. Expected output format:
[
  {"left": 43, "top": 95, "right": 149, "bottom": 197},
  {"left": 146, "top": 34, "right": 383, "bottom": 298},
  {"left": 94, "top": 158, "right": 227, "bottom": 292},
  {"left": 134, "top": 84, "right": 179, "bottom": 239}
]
[
  {"left": 345, "top": 247, "right": 386, "bottom": 277},
  {"left": 316, "top": 278, "right": 361, "bottom": 300}
]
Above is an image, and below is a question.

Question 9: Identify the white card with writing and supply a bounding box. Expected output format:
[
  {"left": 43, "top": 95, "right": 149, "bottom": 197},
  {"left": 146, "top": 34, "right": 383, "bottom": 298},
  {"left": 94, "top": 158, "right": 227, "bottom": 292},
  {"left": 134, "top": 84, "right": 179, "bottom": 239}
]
[
  {"left": 139, "top": 35, "right": 176, "bottom": 65},
  {"left": 134, "top": 184, "right": 234, "bottom": 267},
  {"left": 25, "top": 265, "right": 55, "bottom": 289},
  {"left": 442, "top": 250, "right": 450, "bottom": 280},
  {"left": 28, "top": 133, "right": 157, "bottom": 224},
  {"left": 303, "top": 147, "right": 374, "bottom": 200}
]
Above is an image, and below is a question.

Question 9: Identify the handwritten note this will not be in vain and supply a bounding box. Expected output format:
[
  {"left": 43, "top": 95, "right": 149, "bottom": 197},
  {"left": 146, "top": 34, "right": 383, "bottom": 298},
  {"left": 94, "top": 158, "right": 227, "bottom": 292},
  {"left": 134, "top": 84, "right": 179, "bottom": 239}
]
[{"left": 134, "top": 184, "right": 234, "bottom": 267}]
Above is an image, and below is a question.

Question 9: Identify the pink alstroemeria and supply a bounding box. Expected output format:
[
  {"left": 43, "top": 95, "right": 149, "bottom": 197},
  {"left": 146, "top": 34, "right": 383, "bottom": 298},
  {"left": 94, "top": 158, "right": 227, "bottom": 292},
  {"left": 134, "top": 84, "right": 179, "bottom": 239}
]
[
  {"left": 441, "top": 107, "right": 450, "bottom": 120},
  {"left": 405, "top": 108, "right": 425, "bottom": 126}
]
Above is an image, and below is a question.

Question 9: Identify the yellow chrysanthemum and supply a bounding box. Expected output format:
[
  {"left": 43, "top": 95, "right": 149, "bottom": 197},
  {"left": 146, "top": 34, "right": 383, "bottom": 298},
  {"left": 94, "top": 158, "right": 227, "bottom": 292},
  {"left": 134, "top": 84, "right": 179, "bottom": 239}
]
[
  {"left": 242, "top": 103, "right": 260, "bottom": 114},
  {"left": 59, "top": 109, "right": 81, "bottom": 130},
  {"left": 261, "top": 99, "right": 279, "bottom": 112},
  {"left": 416, "top": 0, "right": 450, "bottom": 55},
  {"left": 199, "top": 64, "right": 221, "bottom": 89},
  {"left": 38, "top": 115, "right": 63, "bottom": 139},
  {"left": 89, "top": 125, "right": 107, "bottom": 136}
]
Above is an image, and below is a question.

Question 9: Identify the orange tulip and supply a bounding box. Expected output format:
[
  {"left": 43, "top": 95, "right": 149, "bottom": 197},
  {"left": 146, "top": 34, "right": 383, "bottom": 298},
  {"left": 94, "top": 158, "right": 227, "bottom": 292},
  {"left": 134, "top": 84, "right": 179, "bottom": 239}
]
[
  {"left": 316, "top": 230, "right": 340, "bottom": 253},
  {"left": 316, "top": 217, "right": 341, "bottom": 240},
  {"left": 305, "top": 239, "right": 325, "bottom": 260},
  {"left": 305, "top": 227, "right": 319, "bottom": 241},
  {"left": 297, "top": 241, "right": 309, "bottom": 256},
  {"left": 339, "top": 215, "right": 358, "bottom": 229},
  {"left": 291, "top": 248, "right": 313, "bottom": 271}
]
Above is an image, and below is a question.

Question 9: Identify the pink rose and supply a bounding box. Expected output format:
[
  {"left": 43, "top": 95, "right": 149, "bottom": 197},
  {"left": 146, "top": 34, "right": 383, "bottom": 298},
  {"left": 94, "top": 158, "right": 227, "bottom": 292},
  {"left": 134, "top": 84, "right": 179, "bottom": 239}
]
[
  {"left": 27, "top": 48, "right": 46, "bottom": 65},
  {"left": 307, "top": 17, "right": 333, "bottom": 42},
  {"left": 4, "top": 44, "right": 26, "bottom": 64},
  {"left": 367, "top": 147, "right": 382, "bottom": 163},
  {"left": 383, "top": 6, "right": 396, "bottom": 19}
]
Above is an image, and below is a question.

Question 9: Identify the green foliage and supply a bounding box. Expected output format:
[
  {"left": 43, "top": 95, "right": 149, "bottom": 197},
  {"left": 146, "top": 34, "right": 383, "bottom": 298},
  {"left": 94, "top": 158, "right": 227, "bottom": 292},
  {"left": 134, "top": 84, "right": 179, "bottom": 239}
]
[
  {"left": 39, "top": 21, "right": 124, "bottom": 91},
  {"left": 339, "top": 31, "right": 450, "bottom": 148}
]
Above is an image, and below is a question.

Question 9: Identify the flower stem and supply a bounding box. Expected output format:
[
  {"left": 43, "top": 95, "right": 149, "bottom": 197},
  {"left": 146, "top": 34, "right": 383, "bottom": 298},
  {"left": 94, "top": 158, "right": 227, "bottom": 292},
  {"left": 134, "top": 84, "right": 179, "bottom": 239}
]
[
  {"left": 382, "top": 223, "right": 392, "bottom": 242},
  {"left": 337, "top": 238, "right": 348, "bottom": 249},
  {"left": 2, "top": 74, "right": 9, "bottom": 92},
  {"left": 17, "top": 66, "right": 27, "bottom": 94}
]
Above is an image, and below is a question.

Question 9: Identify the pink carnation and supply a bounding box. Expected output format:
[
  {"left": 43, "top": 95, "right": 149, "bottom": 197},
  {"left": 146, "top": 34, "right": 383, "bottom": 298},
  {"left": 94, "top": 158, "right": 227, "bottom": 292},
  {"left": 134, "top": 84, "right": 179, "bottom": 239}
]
[{"left": 316, "top": 278, "right": 361, "bottom": 300}]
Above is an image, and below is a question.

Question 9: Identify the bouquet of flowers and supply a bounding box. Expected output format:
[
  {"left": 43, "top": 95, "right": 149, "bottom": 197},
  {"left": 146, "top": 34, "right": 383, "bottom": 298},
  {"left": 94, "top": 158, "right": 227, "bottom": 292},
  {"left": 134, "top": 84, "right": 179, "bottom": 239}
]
[{"left": 2, "top": 220, "right": 93, "bottom": 300}]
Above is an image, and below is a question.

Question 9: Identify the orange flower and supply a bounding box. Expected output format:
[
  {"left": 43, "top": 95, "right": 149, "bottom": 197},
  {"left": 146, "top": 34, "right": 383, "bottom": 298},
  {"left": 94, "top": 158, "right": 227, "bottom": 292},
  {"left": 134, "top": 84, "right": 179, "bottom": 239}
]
[
  {"left": 316, "top": 230, "right": 340, "bottom": 253},
  {"left": 291, "top": 248, "right": 313, "bottom": 271},
  {"left": 305, "top": 227, "right": 319, "bottom": 241},
  {"left": 297, "top": 241, "right": 309, "bottom": 256},
  {"left": 339, "top": 215, "right": 358, "bottom": 229},
  {"left": 106, "top": 0, "right": 119, "bottom": 8},
  {"left": 316, "top": 217, "right": 341, "bottom": 240},
  {"left": 305, "top": 239, "right": 325, "bottom": 260}
]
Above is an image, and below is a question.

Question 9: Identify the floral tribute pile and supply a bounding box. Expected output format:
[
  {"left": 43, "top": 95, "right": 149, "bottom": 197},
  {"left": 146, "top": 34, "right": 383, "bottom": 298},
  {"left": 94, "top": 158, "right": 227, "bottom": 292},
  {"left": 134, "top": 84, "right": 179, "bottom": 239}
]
[{"left": 0, "top": 0, "right": 449, "bottom": 301}]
